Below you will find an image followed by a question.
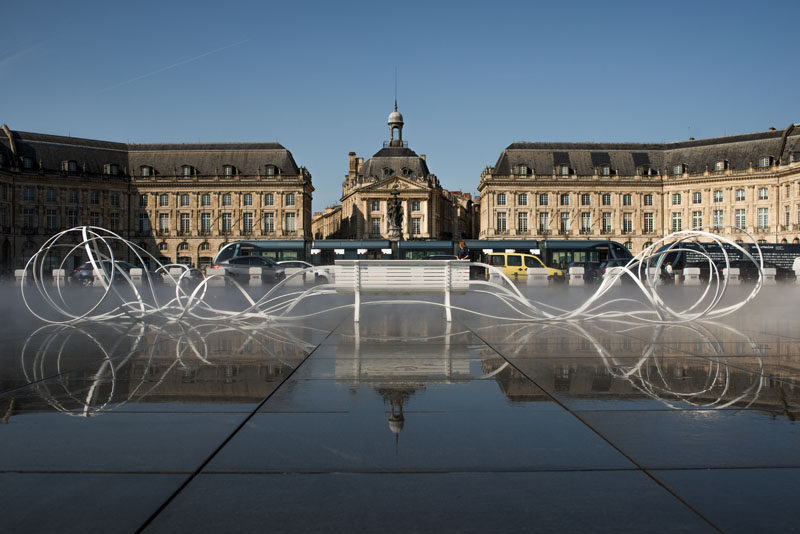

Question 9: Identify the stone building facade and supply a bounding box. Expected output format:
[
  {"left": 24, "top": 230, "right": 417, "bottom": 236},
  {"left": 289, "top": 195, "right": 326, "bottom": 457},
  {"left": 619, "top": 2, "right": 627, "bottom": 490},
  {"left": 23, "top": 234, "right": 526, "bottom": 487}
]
[
  {"left": 478, "top": 125, "right": 800, "bottom": 251},
  {"left": 335, "top": 107, "right": 477, "bottom": 241},
  {"left": 0, "top": 125, "right": 312, "bottom": 271}
]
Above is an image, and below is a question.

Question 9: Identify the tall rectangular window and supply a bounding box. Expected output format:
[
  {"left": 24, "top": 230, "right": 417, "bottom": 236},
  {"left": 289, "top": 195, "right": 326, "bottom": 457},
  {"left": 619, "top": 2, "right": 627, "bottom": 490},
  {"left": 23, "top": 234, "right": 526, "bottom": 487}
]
[
  {"left": 786, "top": 205, "right": 791, "bottom": 227},
  {"left": 243, "top": 212, "right": 253, "bottom": 232},
  {"left": 601, "top": 212, "right": 611, "bottom": 232},
  {"left": 264, "top": 193, "right": 273, "bottom": 206},
  {"left": 411, "top": 218, "right": 421, "bottom": 235},
  {"left": 201, "top": 193, "right": 211, "bottom": 206},
  {"left": 643, "top": 213, "right": 654, "bottom": 233},
  {"left": 623, "top": 213, "right": 632, "bottom": 233},
  {"left": 757, "top": 208, "right": 769, "bottom": 228},
  {"left": 23, "top": 208, "right": 35, "bottom": 228},
  {"left": 371, "top": 200, "right": 380, "bottom": 212},
  {"left": 671, "top": 212, "right": 682, "bottom": 231},
  {"left": 560, "top": 194, "right": 569, "bottom": 206},
  {"left": 222, "top": 193, "right": 232, "bottom": 206},
  {"left": 159, "top": 194, "right": 169, "bottom": 207},
  {"left": 758, "top": 187, "right": 768, "bottom": 200},
  {"left": 180, "top": 194, "right": 190, "bottom": 207},
  {"left": 560, "top": 211, "right": 569, "bottom": 232},
  {"left": 735, "top": 189, "right": 745, "bottom": 201},
  {"left": 735, "top": 209, "right": 746, "bottom": 230},
  {"left": 23, "top": 187, "right": 34, "bottom": 202},
  {"left": 180, "top": 213, "right": 190, "bottom": 233},
  {"left": 90, "top": 212, "right": 100, "bottom": 226},
  {"left": 692, "top": 192, "right": 702, "bottom": 204},
  {"left": 46, "top": 188, "right": 57, "bottom": 203},
  {"left": 370, "top": 217, "right": 381, "bottom": 234},
  {"left": 517, "top": 212, "right": 528, "bottom": 232},
  {"left": 496, "top": 193, "right": 506, "bottom": 206},
  {"left": 264, "top": 213, "right": 274, "bottom": 232},
  {"left": 644, "top": 194, "right": 653, "bottom": 206},
  {"left": 285, "top": 193, "right": 295, "bottom": 206},
  {"left": 284, "top": 212, "right": 296, "bottom": 232},
  {"left": 672, "top": 193, "right": 681, "bottom": 205},
  {"left": 623, "top": 194, "right": 632, "bottom": 206},
  {"left": 159, "top": 213, "right": 169, "bottom": 232},
  {"left": 692, "top": 211, "right": 702, "bottom": 230},
  {"left": 581, "top": 193, "right": 590, "bottom": 206},
  {"left": 200, "top": 213, "right": 211, "bottom": 232},
  {"left": 46, "top": 209, "right": 58, "bottom": 229},
  {"left": 67, "top": 209, "right": 78, "bottom": 227},
  {"left": 539, "top": 194, "right": 548, "bottom": 206},
  {"left": 518, "top": 193, "right": 528, "bottom": 206},
  {"left": 90, "top": 191, "right": 99, "bottom": 205},
  {"left": 602, "top": 194, "right": 611, "bottom": 206},
  {"left": 221, "top": 213, "right": 232, "bottom": 232},
  {"left": 713, "top": 190, "right": 723, "bottom": 203},
  {"left": 713, "top": 209, "right": 723, "bottom": 230},
  {"left": 538, "top": 212, "right": 549, "bottom": 232},
  {"left": 109, "top": 212, "right": 120, "bottom": 231},
  {"left": 580, "top": 212, "right": 591, "bottom": 232},
  {"left": 138, "top": 213, "right": 150, "bottom": 232},
  {"left": 496, "top": 212, "right": 507, "bottom": 232},
  {"left": 412, "top": 200, "right": 421, "bottom": 211}
]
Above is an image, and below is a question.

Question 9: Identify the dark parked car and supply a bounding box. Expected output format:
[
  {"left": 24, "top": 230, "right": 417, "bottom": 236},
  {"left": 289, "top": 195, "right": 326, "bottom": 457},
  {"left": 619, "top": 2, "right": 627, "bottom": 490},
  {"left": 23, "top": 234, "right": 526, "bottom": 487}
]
[
  {"left": 211, "top": 256, "right": 285, "bottom": 283},
  {"left": 68, "top": 260, "right": 158, "bottom": 286}
]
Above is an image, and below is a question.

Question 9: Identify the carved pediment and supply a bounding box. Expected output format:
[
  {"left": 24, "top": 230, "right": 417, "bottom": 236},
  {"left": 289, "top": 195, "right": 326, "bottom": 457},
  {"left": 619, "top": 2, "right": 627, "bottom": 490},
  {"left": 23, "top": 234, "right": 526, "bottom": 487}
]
[{"left": 360, "top": 176, "right": 430, "bottom": 193}]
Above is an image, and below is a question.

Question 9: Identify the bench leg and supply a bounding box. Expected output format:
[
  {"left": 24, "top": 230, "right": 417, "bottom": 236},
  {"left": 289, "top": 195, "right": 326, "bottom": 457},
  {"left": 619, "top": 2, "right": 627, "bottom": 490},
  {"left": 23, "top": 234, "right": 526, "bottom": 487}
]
[{"left": 354, "top": 286, "right": 360, "bottom": 322}]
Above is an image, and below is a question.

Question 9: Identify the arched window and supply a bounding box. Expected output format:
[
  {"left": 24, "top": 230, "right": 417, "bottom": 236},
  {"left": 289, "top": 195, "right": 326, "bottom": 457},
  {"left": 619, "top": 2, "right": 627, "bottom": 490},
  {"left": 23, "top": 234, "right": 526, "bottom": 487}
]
[
  {"left": 177, "top": 242, "right": 189, "bottom": 251},
  {"left": 201, "top": 193, "right": 210, "bottom": 206},
  {"left": 243, "top": 193, "right": 253, "bottom": 206},
  {"left": 199, "top": 242, "right": 210, "bottom": 251},
  {"left": 222, "top": 193, "right": 232, "bottom": 206},
  {"left": 158, "top": 242, "right": 168, "bottom": 251},
  {"left": 383, "top": 167, "right": 393, "bottom": 176},
  {"left": 264, "top": 193, "right": 274, "bottom": 206}
]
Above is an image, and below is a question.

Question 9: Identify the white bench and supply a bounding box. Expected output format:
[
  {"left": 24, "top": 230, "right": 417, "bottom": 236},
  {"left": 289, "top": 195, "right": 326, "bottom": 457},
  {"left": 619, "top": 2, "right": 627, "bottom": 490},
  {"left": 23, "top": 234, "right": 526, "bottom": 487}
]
[{"left": 334, "top": 260, "right": 470, "bottom": 322}]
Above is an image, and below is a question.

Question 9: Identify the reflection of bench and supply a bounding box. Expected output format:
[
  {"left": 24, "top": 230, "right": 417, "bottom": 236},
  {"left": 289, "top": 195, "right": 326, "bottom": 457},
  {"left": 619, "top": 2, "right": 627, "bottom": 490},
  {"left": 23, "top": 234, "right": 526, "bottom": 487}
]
[{"left": 334, "top": 260, "right": 470, "bottom": 322}]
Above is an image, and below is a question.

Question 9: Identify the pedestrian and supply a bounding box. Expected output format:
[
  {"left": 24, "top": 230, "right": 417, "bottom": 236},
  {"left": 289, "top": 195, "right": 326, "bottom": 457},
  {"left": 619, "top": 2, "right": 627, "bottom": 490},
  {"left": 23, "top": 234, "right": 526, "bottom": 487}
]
[{"left": 457, "top": 240, "right": 469, "bottom": 260}]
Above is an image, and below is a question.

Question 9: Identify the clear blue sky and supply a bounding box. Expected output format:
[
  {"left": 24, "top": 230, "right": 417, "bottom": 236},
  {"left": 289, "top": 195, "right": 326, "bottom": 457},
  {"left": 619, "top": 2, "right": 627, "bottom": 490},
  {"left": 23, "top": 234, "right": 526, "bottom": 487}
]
[{"left": 2, "top": 0, "right": 798, "bottom": 210}]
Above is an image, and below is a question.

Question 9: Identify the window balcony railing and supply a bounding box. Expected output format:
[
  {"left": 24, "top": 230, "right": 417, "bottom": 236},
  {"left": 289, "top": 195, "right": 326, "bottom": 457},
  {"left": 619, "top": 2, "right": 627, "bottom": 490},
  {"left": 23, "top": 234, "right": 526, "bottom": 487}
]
[
  {"left": 241, "top": 229, "right": 253, "bottom": 236},
  {"left": 559, "top": 229, "right": 570, "bottom": 236},
  {"left": 157, "top": 229, "right": 169, "bottom": 236},
  {"left": 199, "top": 230, "right": 210, "bottom": 236},
  {"left": 756, "top": 226, "right": 770, "bottom": 233},
  {"left": 538, "top": 229, "right": 550, "bottom": 236},
  {"left": 579, "top": 229, "right": 592, "bottom": 235}
]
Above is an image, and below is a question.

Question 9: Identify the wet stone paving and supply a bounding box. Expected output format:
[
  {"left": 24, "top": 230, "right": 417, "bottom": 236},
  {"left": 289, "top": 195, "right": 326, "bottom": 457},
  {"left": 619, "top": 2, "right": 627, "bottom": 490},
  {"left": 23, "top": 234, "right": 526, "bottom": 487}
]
[{"left": 1, "top": 285, "right": 799, "bottom": 533}]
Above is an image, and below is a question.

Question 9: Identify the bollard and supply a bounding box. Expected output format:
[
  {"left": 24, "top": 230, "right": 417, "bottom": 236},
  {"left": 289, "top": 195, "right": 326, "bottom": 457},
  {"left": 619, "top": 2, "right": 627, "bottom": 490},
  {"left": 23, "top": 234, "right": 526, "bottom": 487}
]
[
  {"left": 129, "top": 268, "right": 143, "bottom": 286},
  {"left": 568, "top": 266, "right": 584, "bottom": 286},
  {"left": 52, "top": 269, "right": 66, "bottom": 287},
  {"left": 683, "top": 267, "right": 701, "bottom": 286},
  {"left": 283, "top": 267, "right": 305, "bottom": 287},
  {"left": 604, "top": 266, "right": 624, "bottom": 286},
  {"left": 762, "top": 267, "right": 776, "bottom": 286},
  {"left": 526, "top": 267, "right": 549, "bottom": 286},
  {"left": 93, "top": 268, "right": 105, "bottom": 287},
  {"left": 14, "top": 269, "right": 25, "bottom": 286},
  {"left": 646, "top": 267, "right": 662, "bottom": 286},
  {"left": 207, "top": 271, "right": 226, "bottom": 287},
  {"left": 249, "top": 267, "right": 262, "bottom": 287},
  {"left": 488, "top": 268, "right": 504, "bottom": 284},
  {"left": 723, "top": 267, "right": 740, "bottom": 286}
]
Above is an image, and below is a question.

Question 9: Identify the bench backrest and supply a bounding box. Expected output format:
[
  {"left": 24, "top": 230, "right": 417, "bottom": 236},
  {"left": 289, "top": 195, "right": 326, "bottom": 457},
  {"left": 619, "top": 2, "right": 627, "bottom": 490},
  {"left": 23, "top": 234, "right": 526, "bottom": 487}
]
[{"left": 335, "top": 260, "right": 469, "bottom": 293}]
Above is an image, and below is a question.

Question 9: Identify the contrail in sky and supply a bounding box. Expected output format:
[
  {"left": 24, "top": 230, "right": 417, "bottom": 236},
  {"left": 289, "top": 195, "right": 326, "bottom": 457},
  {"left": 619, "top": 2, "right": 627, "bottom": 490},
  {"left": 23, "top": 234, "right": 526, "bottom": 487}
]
[{"left": 93, "top": 37, "right": 252, "bottom": 96}]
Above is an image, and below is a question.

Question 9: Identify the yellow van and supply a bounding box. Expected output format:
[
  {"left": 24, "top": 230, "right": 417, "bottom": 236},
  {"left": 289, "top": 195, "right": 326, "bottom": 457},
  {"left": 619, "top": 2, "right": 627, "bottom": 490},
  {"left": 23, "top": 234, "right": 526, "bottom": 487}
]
[{"left": 487, "top": 252, "right": 563, "bottom": 280}]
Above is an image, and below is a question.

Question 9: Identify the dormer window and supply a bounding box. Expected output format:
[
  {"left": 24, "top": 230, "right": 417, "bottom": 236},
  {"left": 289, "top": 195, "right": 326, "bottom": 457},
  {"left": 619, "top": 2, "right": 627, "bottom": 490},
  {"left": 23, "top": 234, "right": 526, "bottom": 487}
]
[
  {"left": 383, "top": 167, "right": 393, "bottom": 176},
  {"left": 61, "top": 160, "right": 78, "bottom": 173},
  {"left": 223, "top": 165, "right": 235, "bottom": 177},
  {"left": 758, "top": 156, "right": 773, "bottom": 168},
  {"left": 518, "top": 165, "right": 528, "bottom": 176},
  {"left": 181, "top": 165, "right": 193, "bottom": 177},
  {"left": 672, "top": 164, "right": 685, "bottom": 176},
  {"left": 559, "top": 165, "right": 570, "bottom": 176},
  {"left": 714, "top": 160, "right": 727, "bottom": 171},
  {"left": 600, "top": 165, "right": 611, "bottom": 176},
  {"left": 22, "top": 157, "right": 33, "bottom": 169},
  {"left": 140, "top": 165, "right": 152, "bottom": 177},
  {"left": 104, "top": 163, "right": 119, "bottom": 176},
  {"left": 266, "top": 165, "right": 277, "bottom": 176},
  {"left": 401, "top": 167, "right": 412, "bottom": 177}
]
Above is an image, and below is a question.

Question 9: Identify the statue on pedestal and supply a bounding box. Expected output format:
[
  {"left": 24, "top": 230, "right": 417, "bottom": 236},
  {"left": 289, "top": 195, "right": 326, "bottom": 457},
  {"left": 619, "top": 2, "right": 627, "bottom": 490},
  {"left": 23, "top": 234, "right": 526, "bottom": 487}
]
[{"left": 387, "top": 186, "right": 403, "bottom": 240}]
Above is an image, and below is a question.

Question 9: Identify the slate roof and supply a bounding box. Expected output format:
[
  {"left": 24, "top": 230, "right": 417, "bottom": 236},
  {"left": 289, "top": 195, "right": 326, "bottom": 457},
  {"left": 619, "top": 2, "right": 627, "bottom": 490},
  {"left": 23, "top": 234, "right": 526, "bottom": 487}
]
[
  {"left": 494, "top": 126, "right": 799, "bottom": 176},
  {"left": 0, "top": 128, "right": 303, "bottom": 177},
  {"left": 357, "top": 145, "right": 431, "bottom": 179}
]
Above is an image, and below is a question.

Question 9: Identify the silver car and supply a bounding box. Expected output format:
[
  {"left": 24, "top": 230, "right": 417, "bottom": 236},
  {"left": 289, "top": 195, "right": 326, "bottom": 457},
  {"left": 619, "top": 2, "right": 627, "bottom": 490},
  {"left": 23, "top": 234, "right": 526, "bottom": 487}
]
[{"left": 211, "top": 256, "right": 285, "bottom": 283}]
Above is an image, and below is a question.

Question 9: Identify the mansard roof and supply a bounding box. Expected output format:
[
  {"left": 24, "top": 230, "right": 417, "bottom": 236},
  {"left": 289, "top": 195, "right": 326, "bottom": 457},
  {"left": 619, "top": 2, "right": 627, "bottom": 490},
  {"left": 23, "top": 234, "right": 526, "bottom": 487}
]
[
  {"left": 0, "top": 127, "right": 303, "bottom": 177},
  {"left": 357, "top": 145, "right": 431, "bottom": 179},
  {"left": 495, "top": 126, "right": 799, "bottom": 176},
  {"left": 128, "top": 142, "right": 301, "bottom": 176}
]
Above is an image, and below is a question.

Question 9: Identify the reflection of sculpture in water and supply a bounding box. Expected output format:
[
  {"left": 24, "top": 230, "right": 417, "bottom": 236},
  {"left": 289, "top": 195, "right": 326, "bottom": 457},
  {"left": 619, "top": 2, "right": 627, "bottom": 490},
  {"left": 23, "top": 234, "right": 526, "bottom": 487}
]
[{"left": 376, "top": 386, "right": 419, "bottom": 443}]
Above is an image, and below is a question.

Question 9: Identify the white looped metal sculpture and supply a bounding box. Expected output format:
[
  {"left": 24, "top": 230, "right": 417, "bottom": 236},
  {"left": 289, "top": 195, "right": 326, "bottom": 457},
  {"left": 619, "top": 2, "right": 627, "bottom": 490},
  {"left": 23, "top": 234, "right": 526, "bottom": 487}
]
[{"left": 20, "top": 226, "right": 766, "bottom": 325}]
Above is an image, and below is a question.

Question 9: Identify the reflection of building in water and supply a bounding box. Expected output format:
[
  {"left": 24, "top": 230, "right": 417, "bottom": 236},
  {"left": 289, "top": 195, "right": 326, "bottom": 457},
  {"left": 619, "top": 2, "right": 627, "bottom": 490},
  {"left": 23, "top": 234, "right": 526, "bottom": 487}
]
[{"left": 1, "top": 324, "right": 312, "bottom": 420}]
